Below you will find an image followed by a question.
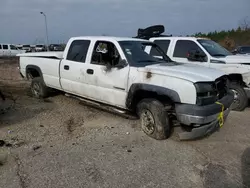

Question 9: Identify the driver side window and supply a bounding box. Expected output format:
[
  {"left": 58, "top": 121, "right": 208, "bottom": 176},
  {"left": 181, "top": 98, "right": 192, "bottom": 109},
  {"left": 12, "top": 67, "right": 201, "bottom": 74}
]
[
  {"left": 10, "top": 45, "right": 18, "bottom": 50},
  {"left": 91, "top": 41, "right": 121, "bottom": 67},
  {"left": 173, "top": 40, "right": 206, "bottom": 60}
]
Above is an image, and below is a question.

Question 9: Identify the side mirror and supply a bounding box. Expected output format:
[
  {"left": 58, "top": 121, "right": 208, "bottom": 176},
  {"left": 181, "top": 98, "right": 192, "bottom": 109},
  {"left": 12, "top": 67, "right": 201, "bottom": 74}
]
[
  {"left": 231, "top": 49, "right": 237, "bottom": 55},
  {"left": 115, "top": 59, "right": 127, "bottom": 69},
  {"left": 187, "top": 49, "right": 206, "bottom": 62}
]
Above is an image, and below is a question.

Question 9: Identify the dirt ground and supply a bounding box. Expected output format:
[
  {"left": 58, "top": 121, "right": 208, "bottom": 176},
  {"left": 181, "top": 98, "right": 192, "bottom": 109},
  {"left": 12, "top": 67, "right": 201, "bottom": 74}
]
[{"left": 0, "top": 59, "right": 250, "bottom": 188}]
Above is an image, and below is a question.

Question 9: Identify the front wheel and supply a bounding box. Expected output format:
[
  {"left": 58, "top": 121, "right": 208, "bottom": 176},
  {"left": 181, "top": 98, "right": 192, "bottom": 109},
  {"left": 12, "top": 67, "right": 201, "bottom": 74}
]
[
  {"left": 229, "top": 82, "right": 248, "bottom": 111},
  {"left": 136, "top": 99, "right": 171, "bottom": 140}
]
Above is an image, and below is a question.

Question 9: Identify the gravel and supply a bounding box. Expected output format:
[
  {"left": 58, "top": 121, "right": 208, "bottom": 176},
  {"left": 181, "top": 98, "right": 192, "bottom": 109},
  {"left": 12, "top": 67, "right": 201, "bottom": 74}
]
[{"left": 0, "top": 59, "right": 250, "bottom": 188}]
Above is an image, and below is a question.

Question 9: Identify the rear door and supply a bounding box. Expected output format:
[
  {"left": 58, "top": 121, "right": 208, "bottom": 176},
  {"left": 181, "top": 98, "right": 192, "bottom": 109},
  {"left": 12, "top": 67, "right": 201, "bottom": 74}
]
[
  {"left": 10, "top": 45, "right": 20, "bottom": 56},
  {"left": 60, "top": 39, "right": 91, "bottom": 96}
]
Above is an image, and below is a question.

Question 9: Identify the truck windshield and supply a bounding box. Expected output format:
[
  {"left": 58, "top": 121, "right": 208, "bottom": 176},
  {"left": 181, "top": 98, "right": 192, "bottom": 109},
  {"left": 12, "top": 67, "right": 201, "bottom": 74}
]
[
  {"left": 197, "top": 39, "right": 232, "bottom": 57},
  {"left": 119, "top": 41, "right": 173, "bottom": 66}
]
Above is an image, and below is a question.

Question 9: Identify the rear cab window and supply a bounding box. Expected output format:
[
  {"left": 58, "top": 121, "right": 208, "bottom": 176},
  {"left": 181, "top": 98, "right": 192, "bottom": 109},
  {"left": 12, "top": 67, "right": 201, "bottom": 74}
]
[
  {"left": 66, "top": 40, "right": 91, "bottom": 63},
  {"left": 150, "top": 40, "right": 170, "bottom": 56}
]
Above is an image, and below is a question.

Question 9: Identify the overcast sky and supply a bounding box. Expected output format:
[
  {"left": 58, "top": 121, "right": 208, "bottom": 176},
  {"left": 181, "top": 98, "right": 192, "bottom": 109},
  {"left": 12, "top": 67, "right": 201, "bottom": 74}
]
[{"left": 0, "top": 0, "right": 249, "bottom": 44}]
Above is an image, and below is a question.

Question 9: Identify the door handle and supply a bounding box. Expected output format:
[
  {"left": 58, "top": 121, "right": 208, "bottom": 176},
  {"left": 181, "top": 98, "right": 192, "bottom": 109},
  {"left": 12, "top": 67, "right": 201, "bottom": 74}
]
[
  {"left": 87, "top": 69, "right": 94, "bottom": 74},
  {"left": 64, "top": 65, "right": 69, "bottom": 70}
]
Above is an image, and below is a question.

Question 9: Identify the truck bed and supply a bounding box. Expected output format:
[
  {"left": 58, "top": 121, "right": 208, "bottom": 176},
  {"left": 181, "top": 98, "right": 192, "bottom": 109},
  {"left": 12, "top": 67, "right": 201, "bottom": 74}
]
[
  {"left": 17, "top": 51, "right": 63, "bottom": 59},
  {"left": 18, "top": 52, "right": 63, "bottom": 90}
]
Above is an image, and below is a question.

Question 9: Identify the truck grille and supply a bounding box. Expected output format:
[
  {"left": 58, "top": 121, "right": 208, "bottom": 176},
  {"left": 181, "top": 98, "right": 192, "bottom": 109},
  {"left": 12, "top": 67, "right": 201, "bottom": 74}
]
[{"left": 214, "top": 76, "right": 228, "bottom": 99}]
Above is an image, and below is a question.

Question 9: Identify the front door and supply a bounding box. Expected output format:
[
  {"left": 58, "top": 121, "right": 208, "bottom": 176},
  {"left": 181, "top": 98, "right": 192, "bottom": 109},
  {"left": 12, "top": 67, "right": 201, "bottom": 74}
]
[
  {"left": 83, "top": 40, "right": 129, "bottom": 108},
  {"left": 171, "top": 40, "right": 210, "bottom": 67}
]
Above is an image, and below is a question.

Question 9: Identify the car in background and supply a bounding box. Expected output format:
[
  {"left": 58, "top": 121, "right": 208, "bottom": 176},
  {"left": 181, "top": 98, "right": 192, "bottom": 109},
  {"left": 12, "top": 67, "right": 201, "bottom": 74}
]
[
  {"left": 15, "top": 44, "right": 23, "bottom": 50},
  {"left": 35, "top": 44, "right": 46, "bottom": 52},
  {"left": 49, "top": 44, "right": 64, "bottom": 51},
  {"left": 0, "top": 44, "right": 26, "bottom": 57},
  {"left": 22, "top": 45, "right": 32, "bottom": 53},
  {"left": 232, "top": 46, "right": 250, "bottom": 55}
]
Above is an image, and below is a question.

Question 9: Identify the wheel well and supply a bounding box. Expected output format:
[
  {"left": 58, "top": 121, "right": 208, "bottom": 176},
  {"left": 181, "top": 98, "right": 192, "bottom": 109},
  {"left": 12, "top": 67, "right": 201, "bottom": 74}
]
[
  {"left": 130, "top": 90, "right": 174, "bottom": 111},
  {"left": 26, "top": 68, "right": 41, "bottom": 79},
  {"left": 228, "top": 74, "right": 246, "bottom": 86}
]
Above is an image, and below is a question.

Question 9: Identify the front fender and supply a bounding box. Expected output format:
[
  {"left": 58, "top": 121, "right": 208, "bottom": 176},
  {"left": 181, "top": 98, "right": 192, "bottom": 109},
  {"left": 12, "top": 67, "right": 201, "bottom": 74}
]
[
  {"left": 242, "top": 72, "right": 250, "bottom": 87},
  {"left": 126, "top": 83, "right": 181, "bottom": 109}
]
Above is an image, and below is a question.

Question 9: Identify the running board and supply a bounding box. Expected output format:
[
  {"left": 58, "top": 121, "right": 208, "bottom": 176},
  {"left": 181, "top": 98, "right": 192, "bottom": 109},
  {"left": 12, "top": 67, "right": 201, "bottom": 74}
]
[{"left": 65, "top": 93, "right": 137, "bottom": 119}]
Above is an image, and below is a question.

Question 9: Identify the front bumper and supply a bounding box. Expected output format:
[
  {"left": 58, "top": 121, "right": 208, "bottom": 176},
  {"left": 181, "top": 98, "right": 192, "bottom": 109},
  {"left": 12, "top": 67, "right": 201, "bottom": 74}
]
[{"left": 175, "top": 91, "right": 234, "bottom": 140}]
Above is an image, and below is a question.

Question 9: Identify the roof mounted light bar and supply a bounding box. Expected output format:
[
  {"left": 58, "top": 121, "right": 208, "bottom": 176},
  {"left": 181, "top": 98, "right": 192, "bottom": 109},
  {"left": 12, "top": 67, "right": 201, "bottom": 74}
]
[{"left": 134, "top": 25, "right": 172, "bottom": 39}]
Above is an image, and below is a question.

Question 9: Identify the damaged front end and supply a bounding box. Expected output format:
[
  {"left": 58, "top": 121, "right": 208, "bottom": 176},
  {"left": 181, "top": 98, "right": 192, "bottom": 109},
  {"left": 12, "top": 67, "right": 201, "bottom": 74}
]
[{"left": 242, "top": 72, "right": 250, "bottom": 97}]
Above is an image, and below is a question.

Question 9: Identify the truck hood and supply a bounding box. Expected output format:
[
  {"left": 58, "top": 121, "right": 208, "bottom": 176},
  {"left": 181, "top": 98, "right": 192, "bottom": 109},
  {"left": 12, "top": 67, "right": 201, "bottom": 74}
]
[
  {"left": 139, "top": 63, "right": 225, "bottom": 83},
  {"left": 217, "top": 55, "right": 250, "bottom": 64}
]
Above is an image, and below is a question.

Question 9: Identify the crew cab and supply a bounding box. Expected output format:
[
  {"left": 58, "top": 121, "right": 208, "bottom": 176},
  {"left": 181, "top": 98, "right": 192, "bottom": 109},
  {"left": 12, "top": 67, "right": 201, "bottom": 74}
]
[
  {"left": 137, "top": 25, "right": 250, "bottom": 111},
  {"left": 17, "top": 36, "right": 234, "bottom": 141}
]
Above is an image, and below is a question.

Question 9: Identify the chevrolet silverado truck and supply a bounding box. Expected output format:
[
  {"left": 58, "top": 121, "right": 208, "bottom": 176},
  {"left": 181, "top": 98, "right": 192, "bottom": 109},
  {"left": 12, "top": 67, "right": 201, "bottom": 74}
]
[
  {"left": 136, "top": 25, "right": 250, "bottom": 111},
  {"left": 17, "top": 36, "right": 234, "bottom": 140}
]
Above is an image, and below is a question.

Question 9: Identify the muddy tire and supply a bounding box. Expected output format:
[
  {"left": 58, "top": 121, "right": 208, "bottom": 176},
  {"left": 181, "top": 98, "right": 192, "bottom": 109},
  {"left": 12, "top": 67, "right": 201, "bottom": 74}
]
[
  {"left": 30, "top": 77, "right": 49, "bottom": 99},
  {"left": 136, "top": 99, "right": 171, "bottom": 140},
  {"left": 229, "top": 82, "right": 248, "bottom": 111}
]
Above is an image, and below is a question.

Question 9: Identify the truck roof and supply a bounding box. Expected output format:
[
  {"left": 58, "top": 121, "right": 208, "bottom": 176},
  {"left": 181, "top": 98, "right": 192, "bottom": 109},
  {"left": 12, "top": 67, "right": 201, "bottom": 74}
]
[
  {"left": 150, "top": 36, "right": 210, "bottom": 41},
  {"left": 71, "top": 36, "right": 148, "bottom": 42}
]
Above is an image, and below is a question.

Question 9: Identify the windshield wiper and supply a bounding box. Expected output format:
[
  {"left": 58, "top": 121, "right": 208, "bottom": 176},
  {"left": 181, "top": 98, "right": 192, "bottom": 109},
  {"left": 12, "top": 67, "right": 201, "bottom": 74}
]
[
  {"left": 138, "top": 60, "right": 157, "bottom": 62},
  {"left": 212, "top": 54, "right": 226, "bottom": 57}
]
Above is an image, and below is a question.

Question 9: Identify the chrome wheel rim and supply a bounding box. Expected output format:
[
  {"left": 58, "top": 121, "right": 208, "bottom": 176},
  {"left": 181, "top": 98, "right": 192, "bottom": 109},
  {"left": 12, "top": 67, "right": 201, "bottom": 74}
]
[
  {"left": 32, "top": 83, "right": 40, "bottom": 97},
  {"left": 231, "top": 89, "right": 240, "bottom": 108},
  {"left": 141, "top": 110, "right": 155, "bottom": 135}
]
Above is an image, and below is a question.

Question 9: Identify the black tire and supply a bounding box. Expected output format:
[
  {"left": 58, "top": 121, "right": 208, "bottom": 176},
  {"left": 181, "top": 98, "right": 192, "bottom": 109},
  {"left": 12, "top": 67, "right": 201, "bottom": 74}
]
[
  {"left": 30, "top": 77, "right": 49, "bottom": 99},
  {"left": 229, "top": 82, "right": 248, "bottom": 111},
  {"left": 136, "top": 99, "right": 171, "bottom": 140}
]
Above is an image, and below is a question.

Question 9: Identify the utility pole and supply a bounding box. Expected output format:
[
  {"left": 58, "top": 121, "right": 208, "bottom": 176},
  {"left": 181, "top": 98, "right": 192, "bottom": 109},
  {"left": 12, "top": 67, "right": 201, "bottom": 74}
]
[{"left": 40, "top": 12, "right": 49, "bottom": 51}]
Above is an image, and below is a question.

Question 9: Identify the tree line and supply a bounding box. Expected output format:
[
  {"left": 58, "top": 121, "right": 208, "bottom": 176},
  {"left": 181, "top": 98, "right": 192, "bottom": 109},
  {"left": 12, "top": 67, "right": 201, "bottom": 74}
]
[{"left": 192, "top": 17, "right": 250, "bottom": 50}]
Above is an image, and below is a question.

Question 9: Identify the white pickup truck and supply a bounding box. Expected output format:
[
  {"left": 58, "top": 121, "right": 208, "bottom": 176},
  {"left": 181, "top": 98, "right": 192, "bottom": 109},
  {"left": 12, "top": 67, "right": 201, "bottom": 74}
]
[
  {"left": 0, "top": 44, "right": 26, "bottom": 57},
  {"left": 137, "top": 25, "right": 250, "bottom": 111},
  {"left": 17, "top": 36, "right": 234, "bottom": 140}
]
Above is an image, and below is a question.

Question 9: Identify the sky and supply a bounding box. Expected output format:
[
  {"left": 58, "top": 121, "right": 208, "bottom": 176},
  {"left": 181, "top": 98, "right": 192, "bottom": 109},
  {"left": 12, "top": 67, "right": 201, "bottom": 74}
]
[{"left": 0, "top": 0, "right": 249, "bottom": 44}]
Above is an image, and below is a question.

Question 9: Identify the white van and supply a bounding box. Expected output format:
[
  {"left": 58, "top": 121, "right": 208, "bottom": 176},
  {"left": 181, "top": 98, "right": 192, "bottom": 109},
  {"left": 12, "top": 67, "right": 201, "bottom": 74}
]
[{"left": 0, "top": 44, "right": 26, "bottom": 57}]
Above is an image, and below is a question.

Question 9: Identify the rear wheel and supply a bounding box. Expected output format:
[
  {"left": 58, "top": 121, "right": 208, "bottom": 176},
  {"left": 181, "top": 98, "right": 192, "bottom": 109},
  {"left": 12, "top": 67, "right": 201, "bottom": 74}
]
[
  {"left": 229, "top": 82, "right": 248, "bottom": 111},
  {"left": 30, "top": 77, "right": 49, "bottom": 99},
  {"left": 136, "top": 99, "right": 171, "bottom": 140}
]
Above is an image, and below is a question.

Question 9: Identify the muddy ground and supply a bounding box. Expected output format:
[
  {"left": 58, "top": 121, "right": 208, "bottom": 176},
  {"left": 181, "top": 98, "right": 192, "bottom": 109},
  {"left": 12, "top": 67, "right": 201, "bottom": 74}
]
[{"left": 0, "top": 58, "right": 250, "bottom": 188}]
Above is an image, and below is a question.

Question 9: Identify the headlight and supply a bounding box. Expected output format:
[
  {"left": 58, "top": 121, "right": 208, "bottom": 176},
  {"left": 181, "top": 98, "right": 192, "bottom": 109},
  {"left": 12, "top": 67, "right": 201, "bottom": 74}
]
[{"left": 194, "top": 82, "right": 217, "bottom": 105}]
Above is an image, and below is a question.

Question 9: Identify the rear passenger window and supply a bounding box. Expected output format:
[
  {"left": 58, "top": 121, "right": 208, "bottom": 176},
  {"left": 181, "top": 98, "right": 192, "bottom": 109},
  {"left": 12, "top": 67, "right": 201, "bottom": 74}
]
[
  {"left": 3, "top": 45, "right": 8, "bottom": 50},
  {"left": 0, "top": 45, "right": 2, "bottom": 49},
  {"left": 173, "top": 40, "right": 202, "bottom": 58},
  {"left": 67, "top": 40, "right": 90, "bottom": 62},
  {"left": 150, "top": 40, "right": 170, "bottom": 56}
]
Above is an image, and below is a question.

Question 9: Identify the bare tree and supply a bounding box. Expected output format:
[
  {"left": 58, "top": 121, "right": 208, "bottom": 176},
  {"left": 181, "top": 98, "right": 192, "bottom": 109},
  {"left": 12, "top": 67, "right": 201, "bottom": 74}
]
[{"left": 239, "top": 16, "right": 250, "bottom": 31}]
